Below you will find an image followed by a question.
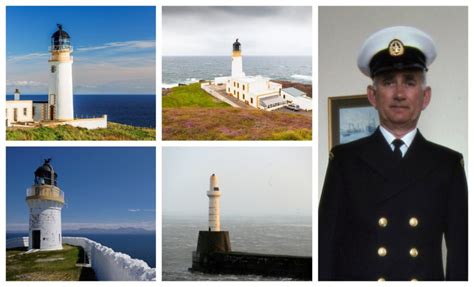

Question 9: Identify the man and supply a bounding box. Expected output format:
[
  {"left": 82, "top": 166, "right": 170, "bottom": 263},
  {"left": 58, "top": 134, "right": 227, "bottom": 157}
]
[{"left": 319, "top": 26, "right": 467, "bottom": 281}]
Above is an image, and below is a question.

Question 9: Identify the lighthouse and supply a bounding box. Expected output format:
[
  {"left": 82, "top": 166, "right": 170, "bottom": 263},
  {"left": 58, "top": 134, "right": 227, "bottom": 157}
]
[
  {"left": 48, "top": 24, "right": 74, "bottom": 120},
  {"left": 26, "top": 159, "right": 65, "bottom": 250},
  {"left": 231, "top": 39, "right": 245, "bottom": 77},
  {"left": 207, "top": 174, "right": 222, "bottom": 231}
]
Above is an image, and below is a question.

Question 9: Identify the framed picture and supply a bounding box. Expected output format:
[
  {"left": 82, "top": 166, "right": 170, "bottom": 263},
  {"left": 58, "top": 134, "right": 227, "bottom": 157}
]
[{"left": 328, "top": 95, "right": 379, "bottom": 149}]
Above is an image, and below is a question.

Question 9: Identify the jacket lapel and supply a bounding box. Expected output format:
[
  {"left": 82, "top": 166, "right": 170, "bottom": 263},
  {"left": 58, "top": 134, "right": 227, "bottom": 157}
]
[{"left": 359, "top": 129, "right": 440, "bottom": 204}]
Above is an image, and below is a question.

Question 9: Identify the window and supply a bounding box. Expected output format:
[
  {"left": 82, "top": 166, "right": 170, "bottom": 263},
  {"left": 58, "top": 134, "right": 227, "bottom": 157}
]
[
  {"left": 228, "top": 88, "right": 230, "bottom": 93},
  {"left": 233, "top": 82, "right": 236, "bottom": 87},
  {"left": 51, "top": 65, "right": 56, "bottom": 73},
  {"left": 283, "top": 95, "right": 286, "bottom": 99},
  {"left": 243, "top": 85, "right": 246, "bottom": 90},
  {"left": 23, "top": 108, "right": 27, "bottom": 116},
  {"left": 237, "top": 83, "right": 239, "bottom": 88},
  {"left": 251, "top": 98, "right": 253, "bottom": 104},
  {"left": 32, "top": 106, "right": 36, "bottom": 116}
]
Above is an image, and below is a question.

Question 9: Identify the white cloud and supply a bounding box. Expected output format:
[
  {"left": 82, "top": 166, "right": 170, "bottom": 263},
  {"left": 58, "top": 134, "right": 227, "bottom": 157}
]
[
  {"left": 76, "top": 40, "right": 155, "bottom": 53},
  {"left": 7, "top": 52, "right": 49, "bottom": 63},
  {"left": 128, "top": 209, "right": 155, "bottom": 212},
  {"left": 6, "top": 80, "right": 47, "bottom": 87}
]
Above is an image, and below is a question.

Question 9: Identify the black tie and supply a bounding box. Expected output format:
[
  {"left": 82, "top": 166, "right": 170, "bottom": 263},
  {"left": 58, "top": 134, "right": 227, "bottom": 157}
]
[{"left": 392, "top": 139, "right": 404, "bottom": 159}]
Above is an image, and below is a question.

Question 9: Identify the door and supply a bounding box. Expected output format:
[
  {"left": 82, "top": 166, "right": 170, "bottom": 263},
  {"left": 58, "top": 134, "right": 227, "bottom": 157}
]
[
  {"left": 50, "top": 106, "right": 55, "bottom": 120},
  {"left": 32, "top": 230, "right": 41, "bottom": 249},
  {"left": 13, "top": 108, "right": 18, "bottom": 122}
]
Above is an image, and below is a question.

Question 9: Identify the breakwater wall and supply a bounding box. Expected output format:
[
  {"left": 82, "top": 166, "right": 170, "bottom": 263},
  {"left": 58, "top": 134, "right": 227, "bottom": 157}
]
[
  {"left": 194, "top": 251, "right": 312, "bottom": 280},
  {"left": 6, "top": 236, "right": 155, "bottom": 281},
  {"left": 191, "top": 231, "right": 311, "bottom": 280}
]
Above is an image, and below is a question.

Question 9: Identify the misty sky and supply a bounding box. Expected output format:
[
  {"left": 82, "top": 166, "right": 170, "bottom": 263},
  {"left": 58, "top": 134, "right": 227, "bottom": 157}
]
[
  {"left": 6, "top": 6, "right": 155, "bottom": 94},
  {"left": 163, "top": 147, "right": 312, "bottom": 218},
  {"left": 163, "top": 6, "right": 312, "bottom": 56}
]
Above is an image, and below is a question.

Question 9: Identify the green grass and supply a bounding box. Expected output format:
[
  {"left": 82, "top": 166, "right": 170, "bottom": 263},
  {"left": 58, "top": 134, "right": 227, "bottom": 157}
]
[
  {"left": 6, "top": 122, "right": 155, "bottom": 141},
  {"left": 163, "top": 83, "right": 230, "bottom": 108},
  {"left": 163, "top": 107, "right": 312, "bottom": 140},
  {"left": 6, "top": 245, "right": 96, "bottom": 281}
]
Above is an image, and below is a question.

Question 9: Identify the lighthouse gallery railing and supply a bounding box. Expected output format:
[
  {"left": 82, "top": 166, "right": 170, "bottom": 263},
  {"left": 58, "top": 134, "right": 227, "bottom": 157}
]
[{"left": 26, "top": 186, "right": 64, "bottom": 200}]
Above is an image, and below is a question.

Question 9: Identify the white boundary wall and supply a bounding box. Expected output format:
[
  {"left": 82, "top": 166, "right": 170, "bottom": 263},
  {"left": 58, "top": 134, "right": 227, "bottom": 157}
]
[{"left": 6, "top": 236, "right": 156, "bottom": 281}]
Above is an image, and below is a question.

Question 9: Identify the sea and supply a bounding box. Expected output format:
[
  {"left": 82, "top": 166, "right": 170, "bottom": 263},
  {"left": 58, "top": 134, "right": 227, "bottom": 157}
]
[
  {"left": 162, "top": 215, "right": 312, "bottom": 281},
  {"left": 163, "top": 56, "right": 312, "bottom": 88},
  {"left": 5, "top": 94, "right": 156, "bottom": 128},
  {"left": 6, "top": 232, "right": 156, "bottom": 268}
]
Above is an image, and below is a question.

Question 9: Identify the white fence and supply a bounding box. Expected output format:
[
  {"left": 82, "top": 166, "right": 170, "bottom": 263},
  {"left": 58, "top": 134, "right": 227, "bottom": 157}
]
[{"left": 6, "top": 236, "right": 155, "bottom": 281}]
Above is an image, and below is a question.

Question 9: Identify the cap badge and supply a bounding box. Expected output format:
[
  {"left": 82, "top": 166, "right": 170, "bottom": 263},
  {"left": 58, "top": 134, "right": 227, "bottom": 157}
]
[{"left": 388, "top": 39, "right": 404, "bottom": 57}]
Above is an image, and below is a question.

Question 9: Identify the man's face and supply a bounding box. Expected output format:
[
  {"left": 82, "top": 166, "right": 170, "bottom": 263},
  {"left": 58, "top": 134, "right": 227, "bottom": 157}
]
[{"left": 367, "top": 70, "right": 431, "bottom": 133}]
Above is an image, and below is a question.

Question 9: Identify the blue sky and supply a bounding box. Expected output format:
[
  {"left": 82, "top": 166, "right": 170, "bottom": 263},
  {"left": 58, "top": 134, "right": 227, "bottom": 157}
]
[
  {"left": 7, "top": 6, "right": 156, "bottom": 94},
  {"left": 6, "top": 147, "right": 156, "bottom": 232}
]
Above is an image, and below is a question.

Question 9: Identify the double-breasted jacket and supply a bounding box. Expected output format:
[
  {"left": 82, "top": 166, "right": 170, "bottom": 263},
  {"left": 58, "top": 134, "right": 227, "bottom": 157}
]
[{"left": 319, "top": 129, "right": 467, "bottom": 281}]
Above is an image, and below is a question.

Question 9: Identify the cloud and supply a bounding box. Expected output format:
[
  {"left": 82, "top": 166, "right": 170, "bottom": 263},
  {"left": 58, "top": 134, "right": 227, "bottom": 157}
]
[
  {"left": 128, "top": 209, "right": 155, "bottom": 212},
  {"left": 76, "top": 40, "right": 155, "bottom": 53},
  {"left": 6, "top": 80, "right": 47, "bottom": 87},
  {"left": 6, "top": 39, "right": 156, "bottom": 94},
  {"left": 7, "top": 52, "right": 49, "bottom": 63}
]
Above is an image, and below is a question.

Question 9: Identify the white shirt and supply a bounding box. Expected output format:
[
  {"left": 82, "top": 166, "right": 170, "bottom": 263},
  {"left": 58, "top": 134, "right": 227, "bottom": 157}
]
[{"left": 379, "top": 126, "right": 417, "bottom": 157}]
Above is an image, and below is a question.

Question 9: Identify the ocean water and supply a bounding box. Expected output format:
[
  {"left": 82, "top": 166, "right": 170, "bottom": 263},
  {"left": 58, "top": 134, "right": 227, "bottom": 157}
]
[
  {"left": 163, "top": 56, "right": 312, "bottom": 88},
  {"left": 5, "top": 94, "right": 156, "bottom": 128},
  {"left": 162, "top": 215, "right": 312, "bottom": 281},
  {"left": 6, "top": 232, "right": 156, "bottom": 268}
]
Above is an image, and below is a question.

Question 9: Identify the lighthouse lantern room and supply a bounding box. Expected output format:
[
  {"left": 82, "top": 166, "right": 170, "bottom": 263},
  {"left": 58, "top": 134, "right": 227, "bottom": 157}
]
[
  {"left": 26, "top": 159, "right": 65, "bottom": 250},
  {"left": 231, "top": 39, "right": 244, "bottom": 78},
  {"left": 48, "top": 24, "right": 74, "bottom": 121}
]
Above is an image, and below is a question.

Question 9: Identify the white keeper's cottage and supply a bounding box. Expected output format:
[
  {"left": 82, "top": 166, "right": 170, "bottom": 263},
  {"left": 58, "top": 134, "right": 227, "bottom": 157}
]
[{"left": 214, "top": 39, "right": 311, "bottom": 111}]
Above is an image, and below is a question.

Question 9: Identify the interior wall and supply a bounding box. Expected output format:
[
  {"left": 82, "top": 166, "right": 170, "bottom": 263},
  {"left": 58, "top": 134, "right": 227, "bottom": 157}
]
[{"left": 318, "top": 6, "right": 468, "bottom": 194}]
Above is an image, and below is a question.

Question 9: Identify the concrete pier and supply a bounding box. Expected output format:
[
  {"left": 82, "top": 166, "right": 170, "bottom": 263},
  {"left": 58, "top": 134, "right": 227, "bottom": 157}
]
[{"left": 190, "top": 230, "right": 311, "bottom": 280}]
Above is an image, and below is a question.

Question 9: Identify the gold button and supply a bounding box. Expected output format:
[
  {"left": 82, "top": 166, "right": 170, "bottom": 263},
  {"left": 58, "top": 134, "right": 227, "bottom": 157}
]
[
  {"left": 378, "top": 277, "right": 386, "bottom": 281},
  {"left": 409, "top": 217, "right": 419, "bottom": 227},
  {"left": 378, "top": 217, "right": 388, "bottom": 227},
  {"left": 378, "top": 247, "right": 387, "bottom": 257},
  {"left": 409, "top": 248, "right": 419, "bottom": 258},
  {"left": 411, "top": 278, "right": 418, "bottom": 281}
]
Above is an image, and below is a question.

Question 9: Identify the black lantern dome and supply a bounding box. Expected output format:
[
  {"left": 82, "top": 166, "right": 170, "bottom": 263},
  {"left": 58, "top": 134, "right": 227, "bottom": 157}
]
[
  {"left": 233, "top": 39, "right": 241, "bottom": 52},
  {"left": 34, "top": 159, "right": 58, "bottom": 186},
  {"left": 51, "top": 24, "right": 71, "bottom": 51}
]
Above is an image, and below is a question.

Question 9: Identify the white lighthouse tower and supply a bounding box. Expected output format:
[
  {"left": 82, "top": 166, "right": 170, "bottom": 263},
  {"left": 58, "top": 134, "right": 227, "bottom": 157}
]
[
  {"left": 26, "top": 159, "right": 65, "bottom": 250},
  {"left": 207, "top": 174, "right": 222, "bottom": 231},
  {"left": 48, "top": 24, "right": 74, "bottom": 121},
  {"left": 231, "top": 39, "right": 245, "bottom": 78}
]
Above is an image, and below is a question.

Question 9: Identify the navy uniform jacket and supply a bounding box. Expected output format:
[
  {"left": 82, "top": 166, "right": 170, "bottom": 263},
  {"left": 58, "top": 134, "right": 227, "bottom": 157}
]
[{"left": 319, "top": 128, "right": 467, "bottom": 281}]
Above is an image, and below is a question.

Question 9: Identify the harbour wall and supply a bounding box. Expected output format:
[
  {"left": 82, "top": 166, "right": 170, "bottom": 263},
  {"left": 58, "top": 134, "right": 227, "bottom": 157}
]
[
  {"left": 6, "top": 236, "right": 155, "bottom": 281},
  {"left": 194, "top": 251, "right": 312, "bottom": 280},
  {"left": 191, "top": 231, "right": 311, "bottom": 280}
]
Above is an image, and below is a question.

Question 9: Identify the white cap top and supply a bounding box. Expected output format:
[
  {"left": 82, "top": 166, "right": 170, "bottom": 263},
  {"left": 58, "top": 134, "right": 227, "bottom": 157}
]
[{"left": 357, "top": 26, "right": 437, "bottom": 77}]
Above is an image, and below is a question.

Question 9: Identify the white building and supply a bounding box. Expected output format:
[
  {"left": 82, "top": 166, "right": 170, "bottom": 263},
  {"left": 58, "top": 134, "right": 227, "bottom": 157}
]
[
  {"left": 26, "top": 159, "right": 64, "bottom": 250},
  {"left": 281, "top": 87, "right": 313, "bottom": 111},
  {"left": 207, "top": 174, "right": 222, "bottom": 232},
  {"left": 6, "top": 24, "right": 107, "bottom": 129},
  {"left": 214, "top": 39, "right": 309, "bottom": 111},
  {"left": 5, "top": 99, "right": 34, "bottom": 127}
]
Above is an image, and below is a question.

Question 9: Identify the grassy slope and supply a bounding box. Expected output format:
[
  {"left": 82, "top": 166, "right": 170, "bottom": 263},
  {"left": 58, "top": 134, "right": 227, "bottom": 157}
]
[
  {"left": 163, "top": 83, "right": 230, "bottom": 108},
  {"left": 7, "top": 122, "right": 155, "bottom": 141},
  {"left": 7, "top": 245, "right": 96, "bottom": 281},
  {"left": 162, "top": 83, "right": 311, "bottom": 140}
]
